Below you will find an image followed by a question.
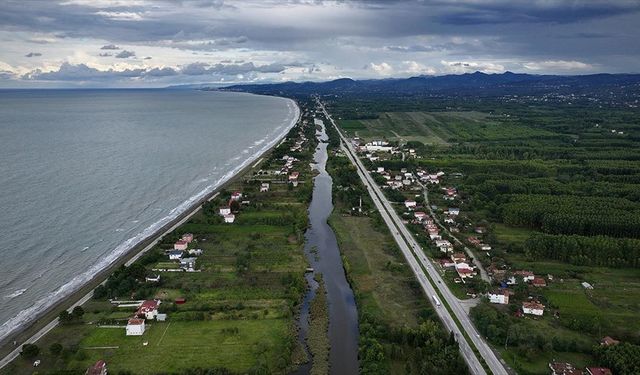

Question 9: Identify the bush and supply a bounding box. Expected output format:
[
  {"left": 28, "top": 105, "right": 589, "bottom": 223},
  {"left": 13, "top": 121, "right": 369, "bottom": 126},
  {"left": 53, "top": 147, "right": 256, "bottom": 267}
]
[{"left": 20, "top": 343, "right": 39, "bottom": 359}]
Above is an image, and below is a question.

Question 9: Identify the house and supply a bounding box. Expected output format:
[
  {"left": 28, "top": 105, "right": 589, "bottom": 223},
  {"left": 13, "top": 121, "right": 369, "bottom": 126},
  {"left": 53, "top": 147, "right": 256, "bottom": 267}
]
[
  {"left": 456, "top": 267, "right": 475, "bottom": 279},
  {"left": 219, "top": 206, "right": 231, "bottom": 216},
  {"left": 168, "top": 250, "right": 183, "bottom": 260},
  {"left": 480, "top": 244, "right": 492, "bottom": 251},
  {"left": 260, "top": 183, "right": 270, "bottom": 192},
  {"left": 444, "top": 216, "right": 455, "bottom": 224},
  {"left": 522, "top": 301, "right": 544, "bottom": 316},
  {"left": 126, "top": 318, "right": 145, "bottom": 336},
  {"left": 376, "top": 166, "right": 385, "bottom": 173},
  {"left": 532, "top": 277, "right": 547, "bottom": 287},
  {"left": 549, "top": 362, "right": 583, "bottom": 375},
  {"left": 289, "top": 171, "right": 300, "bottom": 181},
  {"left": 586, "top": 367, "right": 612, "bottom": 375},
  {"left": 180, "top": 257, "right": 197, "bottom": 271},
  {"left": 488, "top": 290, "right": 509, "bottom": 305},
  {"left": 85, "top": 360, "right": 107, "bottom": 375},
  {"left": 145, "top": 275, "right": 160, "bottom": 283},
  {"left": 413, "top": 211, "right": 428, "bottom": 221},
  {"left": 224, "top": 214, "right": 235, "bottom": 223},
  {"left": 230, "top": 191, "right": 243, "bottom": 201},
  {"left": 156, "top": 313, "right": 167, "bottom": 322},
  {"left": 174, "top": 240, "right": 188, "bottom": 251},
  {"left": 439, "top": 259, "right": 455, "bottom": 268},
  {"left": 467, "top": 236, "right": 481, "bottom": 246},
  {"left": 600, "top": 336, "right": 619, "bottom": 346},
  {"left": 136, "top": 300, "right": 160, "bottom": 320},
  {"left": 451, "top": 252, "right": 467, "bottom": 263},
  {"left": 581, "top": 282, "right": 594, "bottom": 290},
  {"left": 405, "top": 200, "right": 417, "bottom": 209},
  {"left": 448, "top": 208, "right": 460, "bottom": 216},
  {"left": 188, "top": 248, "right": 203, "bottom": 256},
  {"left": 515, "top": 270, "right": 535, "bottom": 282},
  {"left": 181, "top": 233, "right": 194, "bottom": 243}
]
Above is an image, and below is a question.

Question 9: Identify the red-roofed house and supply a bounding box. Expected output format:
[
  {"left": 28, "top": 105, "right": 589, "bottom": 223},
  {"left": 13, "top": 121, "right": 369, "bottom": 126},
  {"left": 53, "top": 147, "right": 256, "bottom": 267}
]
[
  {"left": 522, "top": 301, "right": 544, "bottom": 316},
  {"left": 174, "top": 240, "right": 188, "bottom": 251},
  {"left": 532, "top": 277, "right": 547, "bottom": 287},
  {"left": 231, "top": 191, "right": 243, "bottom": 201},
  {"left": 413, "top": 211, "right": 427, "bottom": 221},
  {"left": 181, "top": 233, "right": 194, "bottom": 243},
  {"left": 515, "top": 270, "right": 535, "bottom": 282},
  {"left": 405, "top": 200, "right": 417, "bottom": 209},
  {"left": 126, "top": 318, "right": 145, "bottom": 336},
  {"left": 586, "top": 368, "right": 612, "bottom": 375},
  {"left": 85, "top": 360, "right": 107, "bottom": 375},
  {"left": 136, "top": 300, "right": 161, "bottom": 320},
  {"left": 600, "top": 336, "right": 620, "bottom": 346}
]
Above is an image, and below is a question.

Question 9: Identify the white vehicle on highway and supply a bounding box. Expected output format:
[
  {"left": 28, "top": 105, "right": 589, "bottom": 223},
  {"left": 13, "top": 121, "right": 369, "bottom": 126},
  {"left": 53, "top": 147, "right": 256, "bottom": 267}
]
[{"left": 432, "top": 295, "right": 441, "bottom": 307}]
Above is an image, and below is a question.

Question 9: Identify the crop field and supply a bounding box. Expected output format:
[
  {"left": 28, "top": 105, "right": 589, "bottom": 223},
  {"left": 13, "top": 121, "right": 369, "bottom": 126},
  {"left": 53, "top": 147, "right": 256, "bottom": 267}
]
[{"left": 339, "top": 111, "right": 558, "bottom": 145}]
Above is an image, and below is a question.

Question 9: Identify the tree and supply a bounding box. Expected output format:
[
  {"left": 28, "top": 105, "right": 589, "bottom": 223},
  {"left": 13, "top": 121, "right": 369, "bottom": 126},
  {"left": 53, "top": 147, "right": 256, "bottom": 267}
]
[
  {"left": 20, "top": 343, "right": 39, "bottom": 359},
  {"left": 58, "top": 310, "right": 72, "bottom": 324},
  {"left": 71, "top": 306, "right": 85, "bottom": 320},
  {"left": 49, "top": 342, "right": 63, "bottom": 356}
]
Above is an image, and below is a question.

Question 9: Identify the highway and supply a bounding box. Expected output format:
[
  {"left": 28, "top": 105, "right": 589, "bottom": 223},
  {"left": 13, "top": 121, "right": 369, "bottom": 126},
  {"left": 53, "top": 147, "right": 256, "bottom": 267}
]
[{"left": 318, "top": 99, "right": 509, "bottom": 375}]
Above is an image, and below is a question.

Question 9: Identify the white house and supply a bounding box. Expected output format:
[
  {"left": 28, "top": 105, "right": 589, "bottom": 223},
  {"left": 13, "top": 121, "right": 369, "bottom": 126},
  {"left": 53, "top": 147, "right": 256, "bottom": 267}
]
[
  {"left": 224, "top": 214, "right": 235, "bottom": 223},
  {"left": 145, "top": 275, "right": 160, "bottom": 283},
  {"left": 405, "top": 200, "right": 417, "bottom": 209},
  {"left": 522, "top": 302, "right": 544, "bottom": 316},
  {"left": 126, "top": 318, "right": 145, "bottom": 336},
  {"left": 488, "top": 290, "right": 509, "bottom": 305},
  {"left": 480, "top": 244, "right": 492, "bottom": 251},
  {"left": 260, "top": 183, "right": 270, "bottom": 192},
  {"left": 376, "top": 167, "right": 385, "bottom": 173},
  {"left": 219, "top": 206, "right": 231, "bottom": 215},
  {"left": 515, "top": 270, "right": 535, "bottom": 283},
  {"left": 188, "top": 248, "right": 203, "bottom": 256},
  {"left": 180, "top": 257, "right": 197, "bottom": 271},
  {"left": 168, "top": 250, "right": 183, "bottom": 260},
  {"left": 231, "top": 191, "right": 243, "bottom": 201},
  {"left": 414, "top": 211, "right": 428, "bottom": 221},
  {"left": 448, "top": 208, "right": 460, "bottom": 216}
]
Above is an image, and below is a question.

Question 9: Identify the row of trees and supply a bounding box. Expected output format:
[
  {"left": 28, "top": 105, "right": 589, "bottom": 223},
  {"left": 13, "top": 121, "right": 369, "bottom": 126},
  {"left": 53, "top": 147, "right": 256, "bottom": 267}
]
[
  {"left": 502, "top": 194, "right": 640, "bottom": 238},
  {"left": 524, "top": 233, "right": 640, "bottom": 268}
]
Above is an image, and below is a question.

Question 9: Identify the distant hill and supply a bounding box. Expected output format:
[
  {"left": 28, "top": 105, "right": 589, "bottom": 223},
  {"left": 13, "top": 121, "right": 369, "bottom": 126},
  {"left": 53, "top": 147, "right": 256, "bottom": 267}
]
[{"left": 216, "top": 71, "right": 640, "bottom": 97}]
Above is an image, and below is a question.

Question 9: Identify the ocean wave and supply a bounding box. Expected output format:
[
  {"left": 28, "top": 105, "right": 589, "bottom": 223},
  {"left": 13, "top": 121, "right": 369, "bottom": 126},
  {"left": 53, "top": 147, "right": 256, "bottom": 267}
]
[
  {"left": 4, "top": 288, "right": 27, "bottom": 299},
  {"left": 0, "top": 97, "right": 300, "bottom": 343}
]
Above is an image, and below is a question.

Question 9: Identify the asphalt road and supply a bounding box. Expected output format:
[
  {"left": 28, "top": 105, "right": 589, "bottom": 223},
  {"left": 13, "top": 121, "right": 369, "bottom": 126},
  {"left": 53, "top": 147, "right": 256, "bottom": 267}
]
[{"left": 318, "top": 100, "right": 509, "bottom": 375}]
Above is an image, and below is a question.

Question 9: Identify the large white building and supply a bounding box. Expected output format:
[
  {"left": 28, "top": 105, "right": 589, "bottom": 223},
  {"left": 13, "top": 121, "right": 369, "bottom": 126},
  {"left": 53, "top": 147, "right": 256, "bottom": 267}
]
[
  {"left": 126, "top": 318, "right": 145, "bottom": 336},
  {"left": 488, "top": 290, "right": 509, "bottom": 305}
]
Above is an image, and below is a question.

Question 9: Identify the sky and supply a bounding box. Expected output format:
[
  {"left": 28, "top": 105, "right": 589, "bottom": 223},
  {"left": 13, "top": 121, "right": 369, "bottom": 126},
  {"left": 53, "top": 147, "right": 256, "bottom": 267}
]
[{"left": 0, "top": 0, "right": 639, "bottom": 87}]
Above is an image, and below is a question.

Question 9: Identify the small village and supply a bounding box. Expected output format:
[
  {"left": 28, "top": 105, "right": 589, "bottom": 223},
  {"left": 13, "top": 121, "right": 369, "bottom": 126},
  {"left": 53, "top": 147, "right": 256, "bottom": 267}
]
[{"left": 354, "top": 138, "right": 618, "bottom": 375}]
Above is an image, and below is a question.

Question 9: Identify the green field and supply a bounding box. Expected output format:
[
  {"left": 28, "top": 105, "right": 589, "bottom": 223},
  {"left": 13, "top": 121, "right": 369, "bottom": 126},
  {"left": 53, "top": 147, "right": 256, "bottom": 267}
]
[{"left": 70, "top": 320, "right": 288, "bottom": 374}]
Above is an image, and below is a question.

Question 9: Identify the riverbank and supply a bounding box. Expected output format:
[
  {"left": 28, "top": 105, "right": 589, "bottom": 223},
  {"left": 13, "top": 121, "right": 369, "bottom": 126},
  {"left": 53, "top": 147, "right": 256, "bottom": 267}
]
[{"left": 0, "top": 94, "right": 301, "bottom": 371}]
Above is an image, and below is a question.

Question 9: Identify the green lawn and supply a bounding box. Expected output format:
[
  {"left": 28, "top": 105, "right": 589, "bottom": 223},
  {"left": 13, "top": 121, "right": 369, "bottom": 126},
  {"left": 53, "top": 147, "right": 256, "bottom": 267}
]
[{"left": 71, "top": 319, "right": 288, "bottom": 374}]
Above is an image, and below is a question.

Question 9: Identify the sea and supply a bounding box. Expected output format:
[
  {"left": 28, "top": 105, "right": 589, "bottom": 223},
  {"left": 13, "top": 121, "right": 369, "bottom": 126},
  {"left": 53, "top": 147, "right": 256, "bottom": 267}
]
[{"left": 0, "top": 89, "right": 299, "bottom": 342}]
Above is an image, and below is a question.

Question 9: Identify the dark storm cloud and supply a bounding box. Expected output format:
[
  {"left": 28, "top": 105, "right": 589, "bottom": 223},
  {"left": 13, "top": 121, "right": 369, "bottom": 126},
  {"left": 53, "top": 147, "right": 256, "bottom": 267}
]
[
  {"left": 23, "top": 61, "right": 292, "bottom": 82},
  {"left": 100, "top": 44, "right": 120, "bottom": 50}
]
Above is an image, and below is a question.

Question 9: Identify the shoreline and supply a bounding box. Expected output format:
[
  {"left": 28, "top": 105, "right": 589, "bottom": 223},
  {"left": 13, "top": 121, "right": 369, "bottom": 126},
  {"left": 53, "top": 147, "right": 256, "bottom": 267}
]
[{"left": 0, "top": 94, "right": 301, "bottom": 368}]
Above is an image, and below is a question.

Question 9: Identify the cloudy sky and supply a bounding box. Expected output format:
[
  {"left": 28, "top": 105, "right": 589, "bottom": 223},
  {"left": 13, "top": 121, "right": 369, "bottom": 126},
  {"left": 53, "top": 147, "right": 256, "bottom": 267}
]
[{"left": 1, "top": 0, "right": 639, "bottom": 87}]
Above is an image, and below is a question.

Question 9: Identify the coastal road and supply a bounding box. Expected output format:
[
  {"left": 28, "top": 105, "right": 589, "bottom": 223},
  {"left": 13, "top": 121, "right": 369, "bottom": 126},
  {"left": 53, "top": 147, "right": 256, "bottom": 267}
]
[
  {"left": 421, "top": 184, "right": 490, "bottom": 282},
  {"left": 318, "top": 100, "right": 509, "bottom": 375}
]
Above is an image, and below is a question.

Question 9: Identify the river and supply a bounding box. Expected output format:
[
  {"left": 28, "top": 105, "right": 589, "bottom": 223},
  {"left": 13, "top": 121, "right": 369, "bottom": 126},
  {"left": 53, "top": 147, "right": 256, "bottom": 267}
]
[{"left": 295, "top": 118, "right": 359, "bottom": 374}]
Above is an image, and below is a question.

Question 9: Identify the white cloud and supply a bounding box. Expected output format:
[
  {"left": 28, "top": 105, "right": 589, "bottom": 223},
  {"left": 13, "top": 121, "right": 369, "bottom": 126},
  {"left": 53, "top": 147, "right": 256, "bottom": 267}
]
[
  {"left": 401, "top": 60, "right": 436, "bottom": 75},
  {"left": 523, "top": 60, "right": 593, "bottom": 71},
  {"left": 94, "top": 11, "right": 144, "bottom": 21},
  {"left": 367, "top": 62, "right": 393, "bottom": 75},
  {"left": 441, "top": 60, "right": 505, "bottom": 74}
]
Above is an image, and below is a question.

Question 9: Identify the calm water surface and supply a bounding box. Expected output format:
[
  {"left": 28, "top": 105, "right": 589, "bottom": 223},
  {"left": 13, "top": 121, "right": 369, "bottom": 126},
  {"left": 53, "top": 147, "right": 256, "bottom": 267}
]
[{"left": 0, "top": 89, "right": 298, "bottom": 342}]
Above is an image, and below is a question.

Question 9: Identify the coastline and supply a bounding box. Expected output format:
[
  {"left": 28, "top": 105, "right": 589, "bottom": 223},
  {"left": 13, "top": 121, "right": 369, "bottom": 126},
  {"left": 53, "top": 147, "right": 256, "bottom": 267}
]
[{"left": 0, "top": 93, "right": 301, "bottom": 369}]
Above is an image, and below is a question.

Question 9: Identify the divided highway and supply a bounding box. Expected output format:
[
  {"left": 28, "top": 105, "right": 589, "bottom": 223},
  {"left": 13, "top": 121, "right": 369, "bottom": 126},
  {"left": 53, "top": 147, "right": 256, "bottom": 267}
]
[{"left": 318, "top": 100, "right": 509, "bottom": 375}]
